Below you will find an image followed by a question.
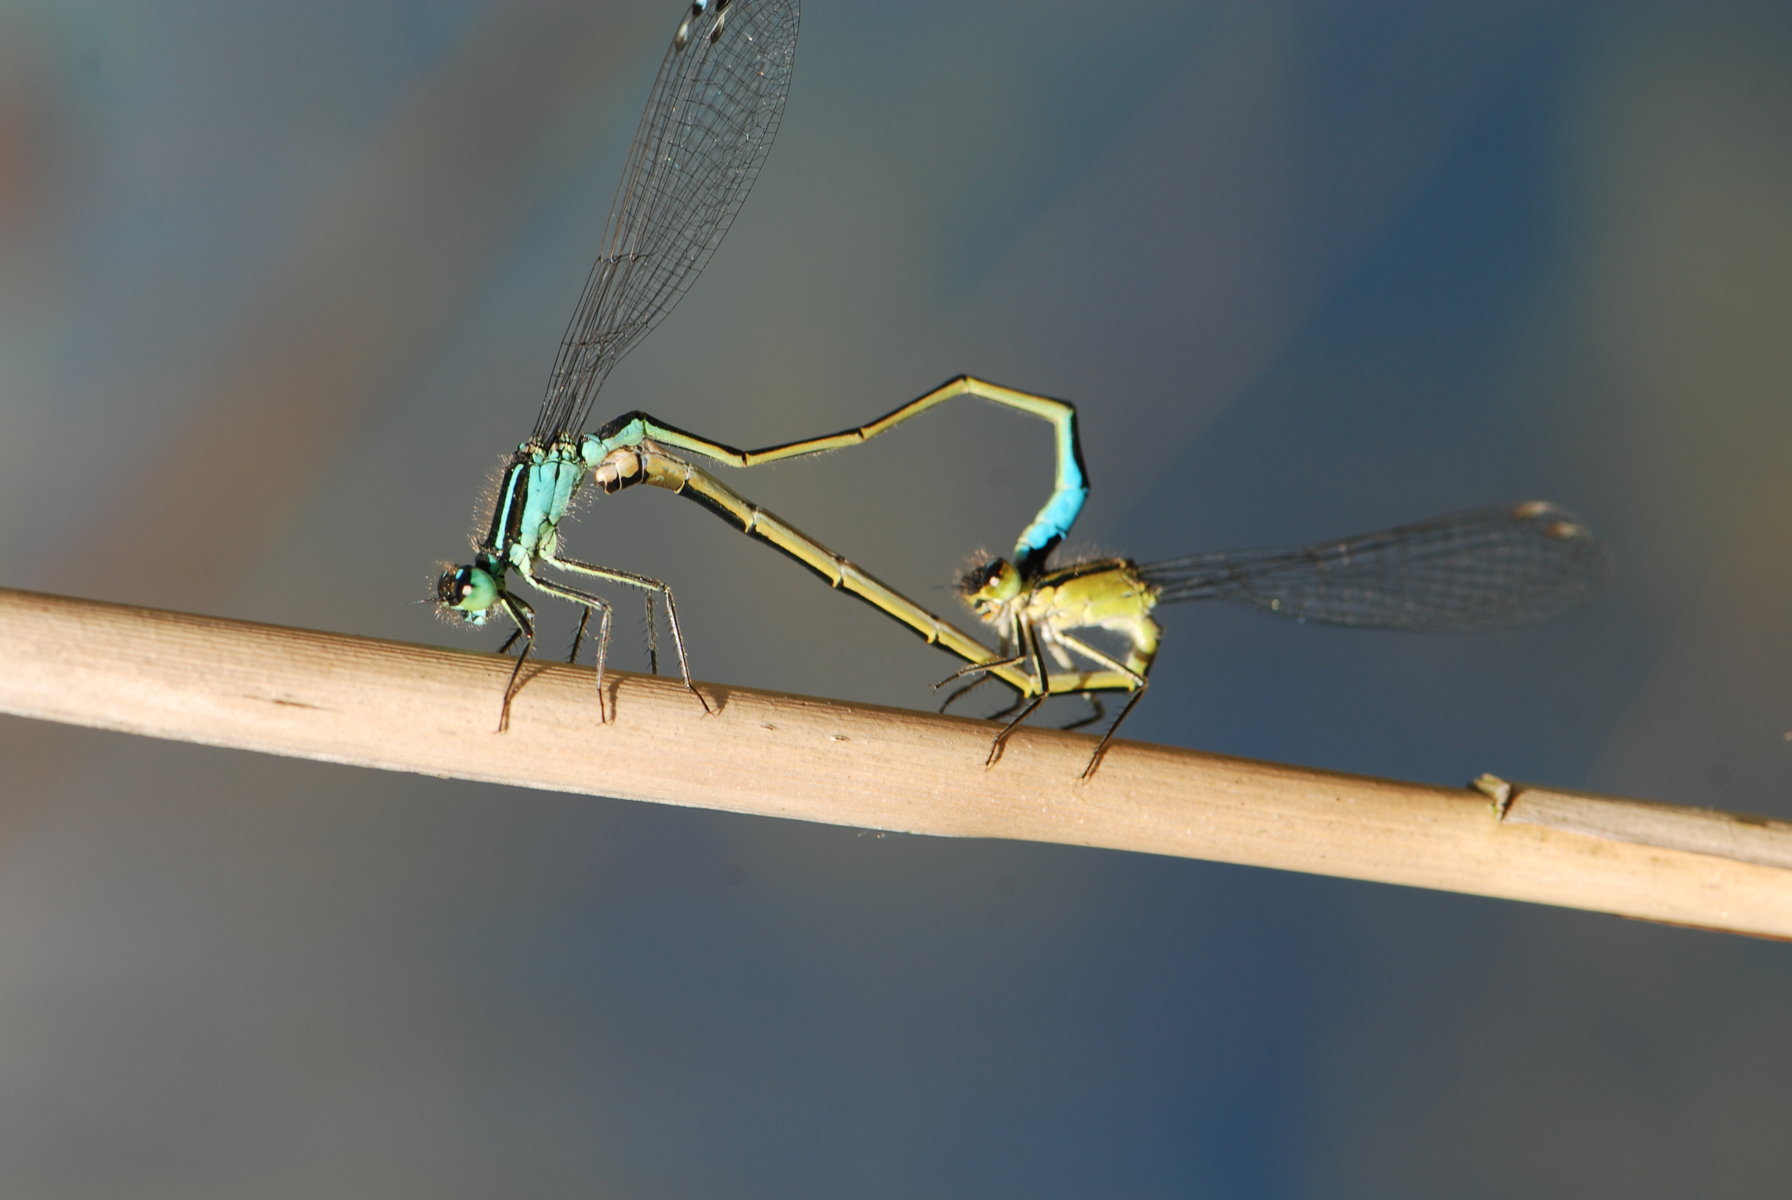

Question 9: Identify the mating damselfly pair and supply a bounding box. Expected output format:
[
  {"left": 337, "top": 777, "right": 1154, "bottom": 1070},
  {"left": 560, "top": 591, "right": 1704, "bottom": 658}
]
[{"left": 435, "top": 0, "right": 1610, "bottom": 775}]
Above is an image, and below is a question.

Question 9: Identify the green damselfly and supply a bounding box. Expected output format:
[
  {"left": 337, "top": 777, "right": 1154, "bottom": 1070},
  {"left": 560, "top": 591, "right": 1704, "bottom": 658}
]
[{"left": 949, "top": 501, "right": 1611, "bottom": 774}]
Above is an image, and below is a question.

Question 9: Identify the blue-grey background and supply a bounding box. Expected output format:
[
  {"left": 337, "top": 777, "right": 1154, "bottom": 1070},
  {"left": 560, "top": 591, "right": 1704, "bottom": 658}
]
[{"left": 2, "top": 2, "right": 1789, "bottom": 1195}]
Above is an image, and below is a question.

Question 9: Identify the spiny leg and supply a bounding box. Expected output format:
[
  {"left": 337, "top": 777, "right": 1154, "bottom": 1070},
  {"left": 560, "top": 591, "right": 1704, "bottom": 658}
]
[
  {"left": 987, "top": 696, "right": 1049, "bottom": 767},
  {"left": 643, "top": 592, "right": 661, "bottom": 676},
  {"left": 985, "top": 618, "right": 1051, "bottom": 767},
  {"left": 527, "top": 572, "right": 617, "bottom": 722},
  {"left": 935, "top": 611, "right": 1031, "bottom": 713},
  {"left": 571, "top": 582, "right": 664, "bottom": 679},
  {"left": 934, "top": 650, "right": 1030, "bottom": 714},
  {"left": 649, "top": 580, "right": 706, "bottom": 710},
  {"left": 935, "top": 649, "right": 1028, "bottom": 691},
  {"left": 970, "top": 625, "right": 1148, "bottom": 775},
  {"left": 1082, "top": 686, "right": 1147, "bottom": 780},
  {"left": 569, "top": 607, "right": 591, "bottom": 664},
  {"left": 1046, "top": 631, "right": 1148, "bottom": 779},
  {"left": 495, "top": 591, "right": 537, "bottom": 734},
  {"left": 542, "top": 553, "right": 711, "bottom": 715}
]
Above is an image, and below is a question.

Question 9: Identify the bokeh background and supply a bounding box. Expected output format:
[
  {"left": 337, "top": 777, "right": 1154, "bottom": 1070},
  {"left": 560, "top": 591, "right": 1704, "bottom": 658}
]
[{"left": 2, "top": 1, "right": 1789, "bottom": 1195}]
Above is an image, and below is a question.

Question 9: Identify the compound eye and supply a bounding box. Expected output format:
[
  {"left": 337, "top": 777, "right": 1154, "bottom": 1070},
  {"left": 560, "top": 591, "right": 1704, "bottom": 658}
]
[
  {"left": 957, "top": 557, "right": 1022, "bottom": 619},
  {"left": 438, "top": 564, "right": 497, "bottom": 615},
  {"left": 979, "top": 558, "right": 1022, "bottom": 601}
]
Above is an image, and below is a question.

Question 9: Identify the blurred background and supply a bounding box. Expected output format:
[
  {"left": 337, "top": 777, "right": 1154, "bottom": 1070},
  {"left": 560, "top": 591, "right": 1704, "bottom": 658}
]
[{"left": 1, "top": 1, "right": 1789, "bottom": 1195}]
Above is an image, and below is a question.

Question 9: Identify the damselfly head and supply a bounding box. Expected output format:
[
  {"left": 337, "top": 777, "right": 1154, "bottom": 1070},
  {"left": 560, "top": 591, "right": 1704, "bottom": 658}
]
[
  {"left": 436, "top": 562, "right": 498, "bottom": 625},
  {"left": 956, "top": 553, "right": 1023, "bottom": 620}
]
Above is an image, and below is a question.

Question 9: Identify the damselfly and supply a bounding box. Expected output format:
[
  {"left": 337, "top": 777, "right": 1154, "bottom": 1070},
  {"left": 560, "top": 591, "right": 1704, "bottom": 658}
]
[
  {"left": 950, "top": 501, "right": 1611, "bottom": 774},
  {"left": 435, "top": 0, "right": 1089, "bottom": 722}
]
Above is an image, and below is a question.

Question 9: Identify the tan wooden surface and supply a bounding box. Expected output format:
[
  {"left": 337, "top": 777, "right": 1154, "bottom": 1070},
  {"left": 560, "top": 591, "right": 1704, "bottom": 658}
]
[{"left": 2, "top": 586, "right": 1788, "bottom": 937}]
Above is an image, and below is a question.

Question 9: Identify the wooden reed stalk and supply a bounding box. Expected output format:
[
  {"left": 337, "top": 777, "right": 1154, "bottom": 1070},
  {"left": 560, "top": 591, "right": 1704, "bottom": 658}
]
[{"left": 2, "top": 586, "right": 1787, "bottom": 938}]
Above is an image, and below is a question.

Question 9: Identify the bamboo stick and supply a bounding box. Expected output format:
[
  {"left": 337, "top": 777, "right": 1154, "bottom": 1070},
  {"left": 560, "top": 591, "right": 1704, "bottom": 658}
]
[{"left": 2, "top": 585, "right": 1787, "bottom": 937}]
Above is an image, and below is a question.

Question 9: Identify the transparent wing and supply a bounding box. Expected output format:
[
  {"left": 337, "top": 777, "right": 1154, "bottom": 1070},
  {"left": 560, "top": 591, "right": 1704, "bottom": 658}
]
[
  {"left": 532, "top": 0, "right": 800, "bottom": 442},
  {"left": 1138, "top": 502, "right": 1611, "bottom": 631}
]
